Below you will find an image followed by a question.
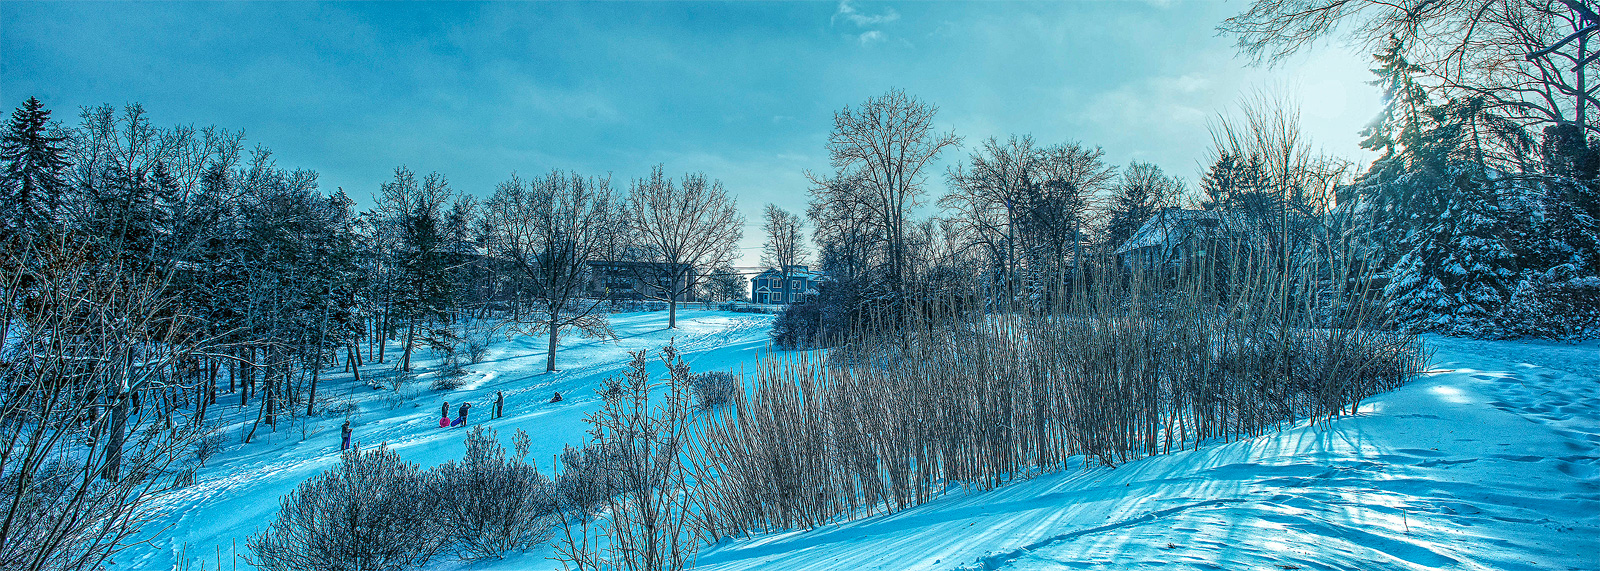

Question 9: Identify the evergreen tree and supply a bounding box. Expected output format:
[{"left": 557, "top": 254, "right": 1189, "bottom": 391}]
[
  {"left": 1375, "top": 100, "right": 1520, "bottom": 336},
  {"left": 1358, "top": 38, "right": 1431, "bottom": 163},
  {"left": 0, "top": 97, "right": 70, "bottom": 236},
  {"left": 1384, "top": 167, "right": 1519, "bottom": 335},
  {"left": 1200, "top": 151, "right": 1272, "bottom": 217},
  {"left": 1531, "top": 124, "right": 1600, "bottom": 277},
  {"left": 1354, "top": 40, "right": 1441, "bottom": 266}
]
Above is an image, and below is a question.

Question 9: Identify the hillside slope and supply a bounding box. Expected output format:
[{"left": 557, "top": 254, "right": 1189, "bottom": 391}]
[
  {"left": 693, "top": 335, "right": 1600, "bottom": 571},
  {"left": 129, "top": 319, "right": 1598, "bottom": 571},
  {"left": 127, "top": 310, "right": 775, "bottom": 571}
]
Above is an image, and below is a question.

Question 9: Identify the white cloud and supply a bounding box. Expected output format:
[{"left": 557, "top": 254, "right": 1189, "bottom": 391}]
[
  {"left": 858, "top": 30, "right": 886, "bottom": 46},
  {"left": 833, "top": 1, "right": 900, "bottom": 27}
]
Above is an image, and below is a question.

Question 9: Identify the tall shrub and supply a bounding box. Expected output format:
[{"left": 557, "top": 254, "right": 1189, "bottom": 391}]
[
  {"left": 248, "top": 445, "right": 444, "bottom": 571},
  {"left": 431, "top": 427, "right": 557, "bottom": 559}
]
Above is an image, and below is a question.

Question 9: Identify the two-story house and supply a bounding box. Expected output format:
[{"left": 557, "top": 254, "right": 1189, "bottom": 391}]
[{"left": 750, "top": 265, "right": 824, "bottom": 305}]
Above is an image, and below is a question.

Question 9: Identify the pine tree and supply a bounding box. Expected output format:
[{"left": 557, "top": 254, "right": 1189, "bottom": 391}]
[
  {"left": 0, "top": 97, "right": 71, "bottom": 236},
  {"left": 379, "top": 167, "right": 459, "bottom": 372},
  {"left": 1359, "top": 38, "right": 1430, "bottom": 162},
  {"left": 1200, "top": 152, "right": 1242, "bottom": 211},
  {"left": 1354, "top": 40, "right": 1441, "bottom": 266},
  {"left": 1533, "top": 123, "right": 1600, "bottom": 277},
  {"left": 1378, "top": 101, "right": 1520, "bottom": 336},
  {"left": 1385, "top": 168, "right": 1519, "bottom": 335}
]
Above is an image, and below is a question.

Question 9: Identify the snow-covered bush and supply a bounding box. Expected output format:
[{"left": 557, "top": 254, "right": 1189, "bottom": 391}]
[
  {"left": 461, "top": 322, "right": 497, "bottom": 364},
  {"left": 770, "top": 296, "right": 825, "bottom": 350},
  {"left": 1498, "top": 267, "right": 1600, "bottom": 340},
  {"left": 430, "top": 427, "right": 556, "bottom": 559},
  {"left": 551, "top": 442, "right": 621, "bottom": 518},
  {"left": 430, "top": 369, "right": 466, "bottom": 391},
  {"left": 191, "top": 431, "right": 226, "bottom": 467},
  {"left": 433, "top": 339, "right": 468, "bottom": 387},
  {"left": 248, "top": 445, "right": 445, "bottom": 571},
  {"left": 770, "top": 278, "right": 862, "bottom": 350},
  {"left": 321, "top": 398, "right": 357, "bottom": 417},
  {"left": 688, "top": 371, "right": 738, "bottom": 411}
]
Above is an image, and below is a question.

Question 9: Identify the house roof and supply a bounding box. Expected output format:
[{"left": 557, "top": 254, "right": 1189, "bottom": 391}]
[
  {"left": 1114, "top": 208, "right": 1261, "bottom": 255},
  {"left": 754, "top": 265, "right": 824, "bottom": 279}
]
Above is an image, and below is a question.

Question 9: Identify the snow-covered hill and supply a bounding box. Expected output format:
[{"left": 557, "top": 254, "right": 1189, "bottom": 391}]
[
  {"left": 130, "top": 314, "right": 1598, "bottom": 571},
  {"left": 129, "top": 310, "right": 776, "bottom": 571}
]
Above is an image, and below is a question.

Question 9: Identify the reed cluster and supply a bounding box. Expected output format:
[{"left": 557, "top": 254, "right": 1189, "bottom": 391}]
[{"left": 690, "top": 244, "right": 1425, "bottom": 538}]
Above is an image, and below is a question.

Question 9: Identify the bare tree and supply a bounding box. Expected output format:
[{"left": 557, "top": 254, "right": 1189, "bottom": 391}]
[
  {"left": 487, "top": 170, "right": 620, "bottom": 372},
  {"left": 701, "top": 266, "right": 749, "bottom": 303},
  {"left": 625, "top": 166, "right": 744, "bottom": 329},
  {"left": 942, "top": 135, "right": 1041, "bottom": 303},
  {"left": 376, "top": 167, "right": 457, "bottom": 373},
  {"left": 808, "top": 89, "right": 961, "bottom": 299},
  {"left": 1, "top": 235, "right": 205, "bottom": 571},
  {"left": 1221, "top": 0, "right": 1600, "bottom": 143},
  {"left": 760, "top": 204, "right": 808, "bottom": 302},
  {"left": 1025, "top": 142, "right": 1116, "bottom": 285},
  {"left": 1102, "top": 161, "right": 1186, "bottom": 249},
  {"left": 593, "top": 348, "right": 700, "bottom": 571},
  {"left": 807, "top": 175, "right": 882, "bottom": 284},
  {"left": 1208, "top": 93, "right": 1353, "bottom": 218}
]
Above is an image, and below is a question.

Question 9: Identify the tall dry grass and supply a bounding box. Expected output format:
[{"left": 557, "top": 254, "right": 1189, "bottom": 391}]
[{"left": 689, "top": 233, "right": 1425, "bottom": 539}]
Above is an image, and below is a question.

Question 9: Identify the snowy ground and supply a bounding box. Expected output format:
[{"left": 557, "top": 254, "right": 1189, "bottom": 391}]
[
  {"left": 129, "top": 315, "right": 1599, "bottom": 571},
  {"left": 693, "top": 335, "right": 1600, "bottom": 571},
  {"left": 129, "top": 310, "right": 775, "bottom": 571}
]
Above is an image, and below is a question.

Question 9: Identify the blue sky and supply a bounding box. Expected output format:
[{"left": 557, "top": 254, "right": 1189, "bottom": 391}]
[{"left": 1, "top": 1, "right": 1380, "bottom": 265}]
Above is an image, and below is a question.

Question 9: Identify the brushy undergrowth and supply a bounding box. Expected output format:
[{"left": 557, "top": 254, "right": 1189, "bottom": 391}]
[{"left": 693, "top": 246, "right": 1426, "bottom": 538}]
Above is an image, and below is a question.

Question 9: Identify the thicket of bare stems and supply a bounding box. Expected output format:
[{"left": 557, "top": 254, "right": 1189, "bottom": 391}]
[
  {"left": 551, "top": 347, "right": 700, "bottom": 571},
  {"left": 690, "top": 237, "right": 1425, "bottom": 538},
  {"left": 1, "top": 235, "right": 206, "bottom": 571}
]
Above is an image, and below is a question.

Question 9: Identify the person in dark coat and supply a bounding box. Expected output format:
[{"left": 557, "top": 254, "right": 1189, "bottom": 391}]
[
  {"left": 340, "top": 420, "right": 352, "bottom": 451},
  {"left": 451, "top": 402, "right": 471, "bottom": 427},
  {"left": 440, "top": 401, "right": 449, "bottom": 420},
  {"left": 550, "top": 392, "right": 562, "bottom": 403},
  {"left": 494, "top": 390, "right": 504, "bottom": 419}
]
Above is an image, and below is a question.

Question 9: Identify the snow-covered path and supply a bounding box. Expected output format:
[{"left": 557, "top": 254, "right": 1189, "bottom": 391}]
[{"left": 694, "top": 335, "right": 1600, "bottom": 571}]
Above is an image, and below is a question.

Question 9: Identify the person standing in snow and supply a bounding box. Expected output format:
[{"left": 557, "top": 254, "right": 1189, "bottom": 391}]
[
  {"left": 451, "top": 402, "right": 471, "bottom": 427},
  {"left": 440, "top": 401, "right": 449, "bottom": 420},
  {"left": 494, "top": 390, "right": 504, "bottom": 419},
  {"left": 340, "top": 420, "right": 352, "bottom": 451}
]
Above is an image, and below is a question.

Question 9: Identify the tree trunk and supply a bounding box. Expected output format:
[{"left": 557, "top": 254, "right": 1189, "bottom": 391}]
[
  {"left": 668, "top": 275, "right": 680, "bottom": 329},
  {"left": 265, "top": 375, "right": 276, "bottom": 428},
  {"left": 402, "top": 321, "right": 415, "bottom": 372},
  {"left": 547, "top": 317, "right": 560, "bottom": 372},
  {"left": 377, "top": 310, "right": 389, "bottom": 364},
  {"left": 306, "top": 366, "right": 320, "bottom": 417},
  {"left": 240, "top": 347, "right": 253, "bottom": 407},
  {"left": 348, "top": 343, "right": 362, "bottom": 384},
  {"left": 101, "top": 392, "right": 129, "bottom": 482}
]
